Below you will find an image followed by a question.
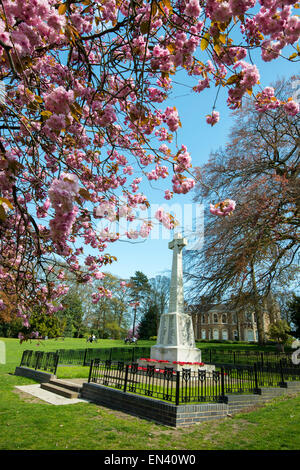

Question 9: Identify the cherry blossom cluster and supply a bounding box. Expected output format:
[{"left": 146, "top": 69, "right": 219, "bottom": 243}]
[
  {"left": 206, "top": 111, "right": 220, "bottom": 126},
  {"left": 48, "top": 173, "right": 80, "bottom": 254},
  {"left": 227, "top": 61, "right": 261, "bottom": 110},
  {"left": 210, "top": 199, "right": 236, "bottom": 217},
  {"left": 254, "top": 86, "right": 299, "bottom": 115},
  {"left": 155, "top": 207, "right": 177, "bottom": 229}
]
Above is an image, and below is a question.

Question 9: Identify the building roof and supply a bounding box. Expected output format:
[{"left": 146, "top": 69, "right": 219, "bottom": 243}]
[{"left": 207, "top": 304, "right": 228, "bottom": 313}]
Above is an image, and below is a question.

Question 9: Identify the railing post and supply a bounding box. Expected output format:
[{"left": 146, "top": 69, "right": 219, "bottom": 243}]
[
  {"left": 35, "top": 351, "right": 41, "bottom": 370},
  {"left": 54, "top": 353, "right": 59, "bottom": 375},
  {"left": 124, "top": 364, "right": 129, "bottom": 393},
  {"left": 88, "top": 359, "right": 94, "bottom": 383},
  {"left": 20, "top": 350, "right": 26, "bottom": 366},
  {"left": 279, "top": 360, "right": 287, "bottom": 388},
  {"left": 253, "top": 363, "right": 261, "bottom": 394},
  {"left": 83, "top": 349, "right": 88, "bottom": 366},
  {"left": 220, "top": 367, "right": 225, "bottom": 401},
  {"left": 175, "top": 371, "right": 180, "bottom": 406},
  {"left": 34, "top": 352, "right": 38, "bottom": 370}
]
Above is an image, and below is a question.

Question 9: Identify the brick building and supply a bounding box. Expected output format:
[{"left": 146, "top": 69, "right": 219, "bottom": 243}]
[{"left": 189, "top": 293, "right": 281, "bottom": 342}]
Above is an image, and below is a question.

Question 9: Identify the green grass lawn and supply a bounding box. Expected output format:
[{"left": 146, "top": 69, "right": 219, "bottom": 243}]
[
  {"left": 0, "top": 337, "right": 299, "bottom": 451},
  {"left": 1, "top": 335, "right": 282, "bottom": 371}
]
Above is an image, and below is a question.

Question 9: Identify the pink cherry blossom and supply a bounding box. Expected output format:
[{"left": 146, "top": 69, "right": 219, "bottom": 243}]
[
  {"left": 210, "top": 199, "right": 236, "bottom": 216},
  {"left": 284, "top": 99, "right": 300, "bottom": 116},
  {"left": 206, "top": 111, "right": 220, "bottom": 126},
  {"left": 162, "top": 107, "right": 181, "bottom": 132},
  {"left": 164, "top": 190, "right": 173, "bottom": 200},
  {"left": 155, "top": 208, "right": 176, "bottom": 229},
  {"left": 184, "top": 0, "right": 202, "bottom": 17}
]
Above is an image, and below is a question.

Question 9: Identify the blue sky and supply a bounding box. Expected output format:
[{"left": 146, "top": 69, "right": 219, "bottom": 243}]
[{"left": 97, "top": 52, "right": 299, "bottom": 282}]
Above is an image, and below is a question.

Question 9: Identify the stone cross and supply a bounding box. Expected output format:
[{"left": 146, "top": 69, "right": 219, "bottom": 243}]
[
  {"left": 168, "top": 232, "right": 187, "bottom": 314},
  {"left": 150, "top": 230, "right": 206, "bottom": 368}
]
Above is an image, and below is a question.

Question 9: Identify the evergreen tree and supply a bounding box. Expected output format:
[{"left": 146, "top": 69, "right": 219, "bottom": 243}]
[
  {"left": 267, "top": 320, "right": 293, "bottom": 352},
  {"left": 21, "top": 310, "right": 65, "bottom": 339},
  {"left": 60, "top": 290, "right": 85, "bottom": 337},
  {"left": 128, "top": 271, "right": 150, "bottom": 337},
  {"left": 63, "top": 317, "right": 74, "bottom": 338},
  {"left": 138, "top": 305, "right": 159, "bottom": 340},
  {"left": 288, "top": 294, "right": 300, "bottom": 339}
]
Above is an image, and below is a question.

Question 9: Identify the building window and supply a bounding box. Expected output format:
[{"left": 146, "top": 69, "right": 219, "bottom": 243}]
[
  {"left": 222, "top": 329, "right": 228, "bottom": 340},
  {"left": 222, "top": 314, "right": 227, "bottom": 324},
  {"left": 202, "top": 314, "right": 205, "bottom": 324},
  {"left": 233, "top": 330, "right": 238, "bottom": 340},
  {"left": 213, "top": 329, "right": 219, "bottom": 340},
  {"left": 201, "top": 330, "right": 206, "bottom": 339},
  {"left": 213, "top": 313, "right": 218, "bottom": 323},
  {"left": 233, "top": 314, "right": 237, "bottom": 324},
  {"left": 247, "top": 329, "right": 254, "bottom": 341}
]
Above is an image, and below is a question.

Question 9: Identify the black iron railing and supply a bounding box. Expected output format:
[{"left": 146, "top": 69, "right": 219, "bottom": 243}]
[
  {"left": 20, "top": 350, "right": 59, "bottom": 374},
  {"left": 88, "top": 360, "right": 180, "bottom": 402},
  {"left": 177, "top": 368, "right": 226, "bottom": 404},
  {"left": 56, "top": 347, "right": 151, "bottom": 366},
  {"left": 23, "top": 346, "right": 293, "bottom": 368},
  {"left": 222, "top": 364, "right": 259, "bottom": 394},
  {"left": 55, "top": 348, "right": 88, "bottom": 365},
  {"left": 201, "top": 348, "right": 293, "bottom": 367},
  {"left": 256, "top": 361, "right": 300, "bottom": 387},
  {"left": 87, "top": 360, "right": 300, "bottom": 405},
  {"left": 88, "top": 360, "right": 227, "bottom": 405}
]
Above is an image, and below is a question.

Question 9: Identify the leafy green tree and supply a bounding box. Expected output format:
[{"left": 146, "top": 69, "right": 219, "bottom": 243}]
[
  {"left": 288, "top": 294, "right": 300, "bottom": 339},
  {"left": 21, "top": 310, "right": 65, "bottom": 339},
  {"left": 63, "top": 317, "right": 74, "bottom": 338},
  {"left": 148, "top": 275, "right": 170, "bottom": 332},
  {"left": 60, "top": 289, "right": 86, "bottom": 338},
  {"left": 0, "top": 318, "right": 23, "bottom": 338},
  {"left": 267, "top": 320, "right": 294, "bottom": 352},
  {"left": 85, "top": 273, "right": 130, "bottom": 338},
  {"left": 128, "top": 271, "right": 150, "bottom": 337},
  {"left": 138, "top": 305, "right": 159, "bottom": 340},
  {"left": 104, "top": 320, "right": 127, "bottom": 340},
  {"left": 129, "top": 271, "right": 150, "bottom": 305},
  {"left": 128, "top": 274, "right": 170, "bottom": 338}
]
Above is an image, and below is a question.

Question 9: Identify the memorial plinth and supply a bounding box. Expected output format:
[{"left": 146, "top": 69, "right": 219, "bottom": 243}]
[{"left": 150, "top": 312, "right": 203, "bottom": 368}]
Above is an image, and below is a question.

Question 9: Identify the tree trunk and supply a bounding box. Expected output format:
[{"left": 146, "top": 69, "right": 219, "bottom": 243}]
[
  {"left": 132, "top": 306, "right": 137, "bottom": 337},
  {"left": 250, "top": 261, "right": 265, "bottom": 345}
]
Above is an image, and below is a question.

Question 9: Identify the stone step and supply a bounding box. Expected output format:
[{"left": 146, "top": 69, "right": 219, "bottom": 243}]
[
  {"left": 40, "top": 382, "right": 80, "bottom": 399},
  {"left": 229, "top": 401, "right": 259, "bottom": 408},
  {"left": 260, "top": 387, "right": 286, "bottom": 394},
  {"left": 260, "top": 392, "right": 285, "bottom": 397},
  {"left": 286, "top": 383, "right": 300, "bottom": 388},
  {"left": 48, "top": 378, "right": 82, "bottom": 393}
]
